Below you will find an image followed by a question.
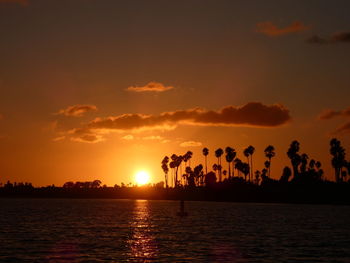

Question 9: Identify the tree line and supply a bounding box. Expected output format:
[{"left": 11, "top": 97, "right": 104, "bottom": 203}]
[{"left": 161, "top": 138, "right": 349, "bottom": 188}]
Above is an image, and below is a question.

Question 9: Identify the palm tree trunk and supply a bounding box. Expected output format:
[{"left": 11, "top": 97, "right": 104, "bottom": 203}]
[
  {"left": 228, "top": 162, "right": 231, "bottom": 179},
  {"left": 250, "top": 155, "right": 253, "bottom": 182},
  {"left": 205, "top": 156, "right": 208, "bottom": 175},
  {"left": 247, "top": 157, "right": 250, "bottom": 182}
]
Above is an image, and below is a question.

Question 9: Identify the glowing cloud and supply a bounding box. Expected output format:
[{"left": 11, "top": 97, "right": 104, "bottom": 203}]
[
  {"left": 68, "top": 102, "right": 291, "bottom": 143},
  {"left": 121, "top": 134, "right": 134, "bottom": 140},
  {"left": 180, "top": 141, "right": 203, "bottom": 147},
  {"left": 126, "top": 82, "right": 174, "bottom": 92},
  {"left": 56, "top": 105, "right": 98, "bottom": 117},
  {"left": 256, "top": 21, "right": 310, "bottom": 36}
]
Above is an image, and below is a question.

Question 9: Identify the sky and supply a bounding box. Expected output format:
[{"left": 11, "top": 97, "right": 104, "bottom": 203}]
[{"left": 0, "top": 0, "right": 350, "bottom": 186}]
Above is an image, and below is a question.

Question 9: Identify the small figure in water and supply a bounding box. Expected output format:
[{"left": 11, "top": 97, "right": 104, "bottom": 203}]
[{"left": 177, "top": 200, "right": 188, "bottom": 217}]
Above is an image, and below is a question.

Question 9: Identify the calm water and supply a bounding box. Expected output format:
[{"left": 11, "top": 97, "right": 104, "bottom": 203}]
[{"left": 0, "top": 199, "right": 349, "bottom": 262}]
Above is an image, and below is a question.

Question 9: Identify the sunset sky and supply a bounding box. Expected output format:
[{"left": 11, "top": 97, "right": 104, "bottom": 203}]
[{"left": 0, "top": 0, "right": 350, "bottom": 186}]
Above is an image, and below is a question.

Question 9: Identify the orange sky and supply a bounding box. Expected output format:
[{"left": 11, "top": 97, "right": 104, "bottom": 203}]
[{"left": 0, "top": 0, "right": 350, "bottom": 186}]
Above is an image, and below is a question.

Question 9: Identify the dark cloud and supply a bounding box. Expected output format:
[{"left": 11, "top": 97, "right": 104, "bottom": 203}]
[
  {"left": 69, "top": 102, "right": 291, "bottom": 143},
  {"left": 319, "top": 106, "right": 350, "bottom": 135},
  {"left": 56, "top": 105, "right": 98, "bottom": 117},
  {"left": 334, "top": 122, "right": 350, "bottom": 135},
  {"left": 256, "top": 21, "right": 310, "bottom": 36},
  {"left": 318, "top": 107, "right": 350, "bottom": 120},
  {"left": 126, "top": 82, "right": 174, "bottom": 92},
  {"left": 0, "top": 0, "right": 28, "bottom": 6},
  {"left": 307, "top": 32, "right": 350, "bottom": 44}
]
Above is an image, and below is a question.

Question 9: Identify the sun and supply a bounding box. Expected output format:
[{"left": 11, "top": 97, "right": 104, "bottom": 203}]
[{"left": 135, "top": 170, "right": 150, "bottom": 185}]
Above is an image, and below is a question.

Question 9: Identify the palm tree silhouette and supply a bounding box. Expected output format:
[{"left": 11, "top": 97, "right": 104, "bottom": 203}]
[
  {"left": 234, "top": 158, "right": 242, "bottom": 177},
  {"left": 248, "top": 146, "right": 255, "bottom": 182},
  {"left": 300, "top": 153, "right": 309, "bottom": 175},
  {"left": 215, "top": 148, "right": 224, "bottom": 182},
  {"left": 330, "top": 138, "right": 346, "bottom": 182},
  {"left": 225, "top": 147, "right": 236, "bottom": 179},
  {"left": 287, "top": 140, "right": 301, "bottom": 179},
  {"left": 183, "top": 151, "right": 193, "bottom": 168},
  {"left": 161, "top": 156, "right": 170, "bottom": 188},
  {"left": 170, "top": 154, "right": 183, "bottom": 187},
  {"left": 212, "top": 163, "right": 218, "bottom": 178},
  {"left": 202, "top": 147, "right": 209, "bottom": 175},
  {"left": 264, "top": 145, "right": 275, "bottom": 178}
]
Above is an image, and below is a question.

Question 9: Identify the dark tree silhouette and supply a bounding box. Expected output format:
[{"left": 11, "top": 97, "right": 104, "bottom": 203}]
[
  {"left": 183, "top": 151, "right": 193, "bottom": 168},
  {"left": 161, "top": 156, "right": 170, "bottom": 188},
  {"left": 212, "top": 163, "right": 218, "bottom": 178},
  {"left": 300, "top": 153, "right": 309, "bottom": 174},
  {"left": 264, "top": 145, "right": 275, "bottom": 177},
  {"left": 215, "top": 148, "right": 224, "bottom": 182},
  {"left": 287, "top": 140, "right": 301, "bottom": 179},
  {"left": 254, "top": 170, "right": 261, "bottom": 185},
  {"left": 202, "top": 147, "right": 209, "bottom": 175},
  {"left": 330, "top": 138, "right": 346, "bottom": 183},
  {"left": 280, "top": 167, "right": 292, "bottom": 183},
  {"left": 205, "top": 171, "right": 216, "bottom": 186},
  {"left": 244, "top": 145, "right": 255, "bottom": 182},
  {"left": 225, "top": 147, "right": 236, "bottom": 179}
]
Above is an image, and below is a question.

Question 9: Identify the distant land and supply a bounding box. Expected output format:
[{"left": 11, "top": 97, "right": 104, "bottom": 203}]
[{"left": 1, "top": 179, "right": 349, "bottom": 206}]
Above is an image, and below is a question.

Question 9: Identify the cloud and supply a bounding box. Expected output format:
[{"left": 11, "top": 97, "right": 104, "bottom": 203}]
[
  {"left": 256, "top": 21, "right": 310, "bottom": 36},
  {"left": 68, "top": 102, "right": 291, "bottom": 143},
  {"left": 307, "top": 32, "right": 350, "bottom": 44},
  {"left": 53, "top": 136, "right": 66, "bottom": 142},
  {"left": 318, "top": 107, "right": 350, "bottom": 120},
  {"left": 71, "top": 134, "right": 104, "bottom": 143},
  {"left": 0, "top": 0, "right": 28, "bottom": 6},
  {"left": 180, "top": 141, "right": 202, "bottom": 147},
  {"left": 121, "top": 134, "right": 134, "bottom": 140},
  {"left": 126, "top": 82, "right": 174, "bottom": 92},
  {"left": 142, "top": 135, "right": 164, "bottom": 140},
  {"left": 319, "top": 106, "right": 350, "bottom": 135},
  {"left": 334, "top": 122, "right": 350, "bottom": 135},
  {"left": 56, "top": 105, "right": 98, "bottom": 117}
]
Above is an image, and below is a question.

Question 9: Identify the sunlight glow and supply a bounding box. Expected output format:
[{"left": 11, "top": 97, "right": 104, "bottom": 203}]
[{"left": 135, "top": 170, "right": 150, "bottom": 185}]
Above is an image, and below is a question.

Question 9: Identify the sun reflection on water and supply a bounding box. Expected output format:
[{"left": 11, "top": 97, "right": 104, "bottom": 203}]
[{"left": 128, "top": 200, "right": 158, "bottom": 261}]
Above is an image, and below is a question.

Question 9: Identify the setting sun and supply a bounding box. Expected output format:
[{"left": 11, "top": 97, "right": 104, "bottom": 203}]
[{"left": 135, "top": 171, "right": 150, "bottom": 185}]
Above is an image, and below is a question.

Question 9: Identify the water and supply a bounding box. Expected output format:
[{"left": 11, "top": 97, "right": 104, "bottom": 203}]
[{"left": 0, "top": 199, "right": 349, "bottom": 262}]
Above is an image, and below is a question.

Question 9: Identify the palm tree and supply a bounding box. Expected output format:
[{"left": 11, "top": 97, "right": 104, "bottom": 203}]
[
  {"left": 161, "top": 156, "right": 169, "bottom": 188},
  {"left": 241, "top": 162, "right": 250, "bottom": 181},
  {"left": 202, "top": 147, "right": 209, "bottom": 175},
  {"left": 234, "top": 158, "right": 242, "bottom": 177},
  {"left": 287, "top": 140, "right": 301, "bottom": 179},
  {"left": 212, "top": 163, "right": 218, "bottom": 178},
  {"left": 170, "top": 154, "right": 183, "bottom": 187},
  {"left": 169, "top": 160, "right": 176, "bottom": 187},
  {"left": 264, "top": 145, "right": 275, "bottom": 178},
  {"left": 215, "top": 148, "right": 224, "bottom": 182},
  {"left": 330, "top": 138, "right": 346, "bottom": 182},
  {"left": 225, "top": 147, "right": 235, "bottom": 179},
  {"left": 193, "top": 164, "right": 203, "bottom": 186},
  {"left": 183, "top": 151, "right": 193, "bottom": 168},
  {"left": 248, "top": 145, "right": 255, "bottom": 182},
  {"left": 243, "top": 146, "right": 255, "bottom": 181},
  {"left": 300, "top": 153, "right": 309, "bottom": 175}
]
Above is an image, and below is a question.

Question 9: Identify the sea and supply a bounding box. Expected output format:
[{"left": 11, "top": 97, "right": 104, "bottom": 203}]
[{"left": 0, "top": 199, "right": 349, "bottom": 262}]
